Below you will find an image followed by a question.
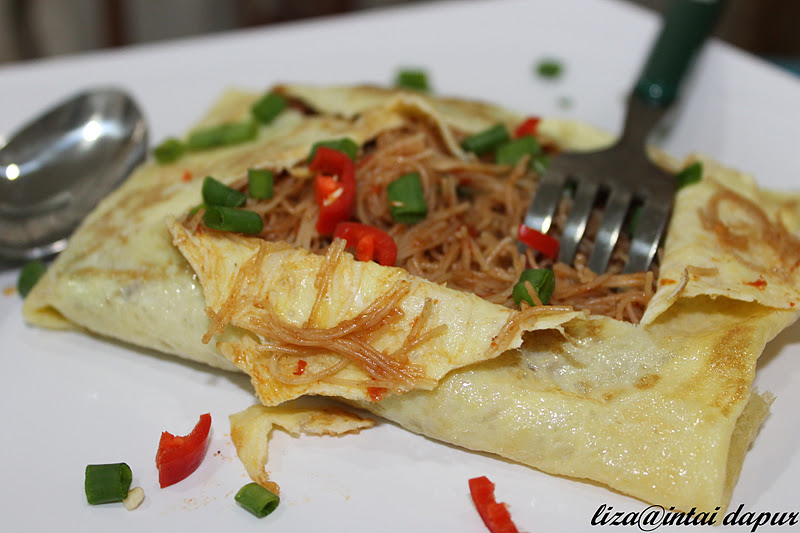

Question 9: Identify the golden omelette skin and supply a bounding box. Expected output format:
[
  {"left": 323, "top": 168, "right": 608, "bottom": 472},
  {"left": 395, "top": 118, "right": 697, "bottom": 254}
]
[
  {"left": 169, "top": 220, "right": 583, "bottom": 405},
  {"left": 229, "top": 404, "right": 374, "bottom": 495},
  {"left": 23, "top": 91, "right": 412, "bottom": 371},
  {"left": 359, "top": 298, "right": 794, "bottom": 511},
  {"left": 22, "top": 84, "right": 800, "bottom": 513}
]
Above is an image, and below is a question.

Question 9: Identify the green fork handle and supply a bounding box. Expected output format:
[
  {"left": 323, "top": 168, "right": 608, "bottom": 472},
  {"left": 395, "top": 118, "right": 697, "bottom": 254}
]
[{"left": 635, "top": 0, "right": 727, "bottom": 107}]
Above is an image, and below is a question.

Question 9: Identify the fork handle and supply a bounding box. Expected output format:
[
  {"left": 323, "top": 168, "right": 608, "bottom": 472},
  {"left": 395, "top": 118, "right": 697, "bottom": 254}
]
[{"left": 635, "top": 0, "right": 727, "bottom": 108}]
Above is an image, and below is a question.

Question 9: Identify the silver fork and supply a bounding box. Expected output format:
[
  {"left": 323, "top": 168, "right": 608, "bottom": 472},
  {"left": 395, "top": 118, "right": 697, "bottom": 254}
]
[{"left": 523, "top": 0, "right": 726, "bottom": 274}]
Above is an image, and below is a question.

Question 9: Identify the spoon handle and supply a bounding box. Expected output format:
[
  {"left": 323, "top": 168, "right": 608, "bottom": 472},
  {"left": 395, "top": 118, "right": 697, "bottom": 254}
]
[{"left": 634, "top": 0, "right": 728, "bottom": 107}]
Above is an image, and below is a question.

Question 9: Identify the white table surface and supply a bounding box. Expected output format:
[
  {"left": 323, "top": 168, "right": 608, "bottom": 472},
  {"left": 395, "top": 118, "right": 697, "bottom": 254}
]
[{"left": 2, "top": 1, "right": 799, "bottom": 531}]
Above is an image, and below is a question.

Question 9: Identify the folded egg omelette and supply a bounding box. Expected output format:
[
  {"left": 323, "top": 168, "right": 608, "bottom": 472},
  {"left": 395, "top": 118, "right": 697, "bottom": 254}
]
[{"left": 23, "top": 84, "right": 800, "bottom": 512}]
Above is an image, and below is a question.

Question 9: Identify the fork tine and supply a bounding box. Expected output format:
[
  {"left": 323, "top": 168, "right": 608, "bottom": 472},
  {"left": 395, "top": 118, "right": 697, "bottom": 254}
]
[
  {"left": 558, "top": 180, "right": 598, "bottom": 265},
  {"left": 587, "top": 188, "right": 632, "bottom": 273},
  {"left": 523, "top": 168, "right": 568, "bottom": 234},
  {"left": 623, "top": 199, "right": 670, "bottom": 274}
]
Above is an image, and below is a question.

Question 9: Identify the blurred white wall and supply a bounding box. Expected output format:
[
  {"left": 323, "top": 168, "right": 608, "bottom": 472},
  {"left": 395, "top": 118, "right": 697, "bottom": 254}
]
[
  {"left": 0, "top": 0, "right": 240, "bottom": 63},
  {"left": 1, "top": 0, "right": 798, "bottom": 66},
  {"left": 0, "top": 0, "right": 413, "bottom": 64},
  {"left": 121, "top": 0, "right": 238, "bottom": 44}
]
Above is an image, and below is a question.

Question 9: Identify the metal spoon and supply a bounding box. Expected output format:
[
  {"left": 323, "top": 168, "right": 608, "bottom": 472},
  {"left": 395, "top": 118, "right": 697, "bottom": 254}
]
[{"left": 0, "top": 88, "right": 147, "bottom": 261}]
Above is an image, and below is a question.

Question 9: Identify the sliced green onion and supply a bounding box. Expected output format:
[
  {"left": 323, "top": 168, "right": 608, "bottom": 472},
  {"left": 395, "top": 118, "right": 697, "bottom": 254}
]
[
  {"left": 203, "top": 206, "right": 263, "bottom": 234},
  {"left": 248, "top": 169, "right": 274, "bottom": 200},
  {"left": 628, "top": 205, "right": 643, "bottom": 235},
  {"left": 307, "top": 138, "right": 359, "bottom": 162},
  {"left": 512, "top": 268, "right": 555, "bottom": 306},
  {"left": 495, "top": 135, "right": 542, "bottom": 166},
  {"left": 17, "top": 260, "right": 47, "bottom": 298},
  {"left": 395, "top": 69, "right": 430, "bottom": 91},
  {"left": 387, "top": 172, "right": 427, "bottom": 224},
  {"left": 153, "top": 138, "right": 185, "bottom": 164},
  {"left": 557, "top": 95, "right": 574, "bottom": 109},
  {"left": 536, "top": 59, "right": 563, "bottom": 79},
  {"left": 251, "top": 92, "right": 287, "bottom": 124},
  {"left": 202, "top": 176, "right": 247, "bottom": 207},
  {"left": 531, "top": 153, "right": 551, "bottom": 175},
  {"left": 85, "top": 463, "right": 132, "bottom": 505},
  {"left": 188, "top": 203, "right": 206, "bottom": 217},
  {"left": 235, "top": 482, "right": 280, "bottom": 518},
  {"left": 563, "top": 179, "right": 576, "bottom": 198},
  {"left": 461, "top": 124, "right": 510, "bottom": 156},
  {"left": 187, "top": 121, "right": 258, "bottom": 151},
  {"left": 675, "top": 161, "right": 703, "bottom": 189}
]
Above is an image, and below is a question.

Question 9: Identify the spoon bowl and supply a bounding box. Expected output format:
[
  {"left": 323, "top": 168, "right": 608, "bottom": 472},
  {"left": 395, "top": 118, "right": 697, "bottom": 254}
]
[{"left": 0, "top": 88, "right": 147, "bottom": 261}]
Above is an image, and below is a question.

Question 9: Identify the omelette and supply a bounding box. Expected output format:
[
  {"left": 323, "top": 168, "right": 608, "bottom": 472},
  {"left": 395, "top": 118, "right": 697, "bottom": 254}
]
[{"left": 22, "top": 84, "right": 800, "bottom": 513}]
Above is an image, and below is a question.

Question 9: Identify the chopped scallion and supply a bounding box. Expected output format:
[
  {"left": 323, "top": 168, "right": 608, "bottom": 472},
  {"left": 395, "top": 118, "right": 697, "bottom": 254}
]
[
  {"left": 153, "top": 138, "right": 185, "bottom": 164},
  {"left": 202, "top": 176, "right": 247, "bottom": 207},
  {"left": 395, "top": 69, "right": 430, "bottom": 92},
  {"left": 461, "top": 124, "right": 510, "bottom": 156},
  {"left": 186, "top": 121, "right": 258, "bottom": 151},
  {"left": 495, "top": 135, "right": 542, "bottom": 166},
  {"left": 248, "top": 169, "right": 274, "bottom": 200},
  {"left": 557, "top": 95, "right": 574, "bottom": 109},
  {"left": 308, "top": 138, "right": 359, "bottom": 162},
  {"left": 531, "top": 153, "right": 551, "bottom": 175},
  {"left": 203, "top": 206, "right": 264, "bottom": 234},
  {"left": 235, "top": 482, "right": 280, "bottom": 518},
  {"left": 387, "top": 172, "right": 427, "bottom": 224},
  {"left": 251, "top": 92, "right": 287, "bottom": 124},
  {"left": 536, "top": 59, "right": 563, "bottom": 79},
  {"left": 675, "top": 161, "right": 703, "bottom": 189},
  {"left": 188, "top": 203, "right": 206, "bottom": 217},
  {"left": 85, "top": 463, "right": 132, "bottom": 505},
  {"left": 512, "top": 268, "right": 555, "bottom": 306},
  {"left": 17, "top": 260, "right": 47, "bottom": 298},
  {"left": 628, "top": 205, "right": 643, "bottom": 235}
]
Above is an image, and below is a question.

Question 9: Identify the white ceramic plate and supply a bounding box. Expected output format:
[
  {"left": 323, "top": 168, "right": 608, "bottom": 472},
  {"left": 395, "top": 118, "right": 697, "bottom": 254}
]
[{"left": 2, "top": 1, "right": 799, "bottom": 531}]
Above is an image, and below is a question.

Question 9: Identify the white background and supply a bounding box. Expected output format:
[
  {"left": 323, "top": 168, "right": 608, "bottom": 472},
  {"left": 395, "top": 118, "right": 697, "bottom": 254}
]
[{"left": 1, "top": 1, "right": 799, "bottom": 531}]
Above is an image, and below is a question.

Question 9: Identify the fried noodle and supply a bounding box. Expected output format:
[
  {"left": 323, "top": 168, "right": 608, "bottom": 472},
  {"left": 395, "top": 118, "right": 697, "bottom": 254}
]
[
  {"left": 195, "top": 118, "right": 663, "bottom": 392},
  {"left": 226, "top": 119, "right": 657, "bottom": 321}
]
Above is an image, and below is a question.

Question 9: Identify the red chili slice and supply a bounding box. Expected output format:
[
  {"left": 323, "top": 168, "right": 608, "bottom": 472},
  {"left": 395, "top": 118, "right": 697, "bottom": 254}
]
[
  {"left": 310, "top": 146, "right": 356, "bottom": 234},
  {"left": 156, "top": 413, "right": 212, "bottom": 488},
  {"left": 518, "top": 223, "right": 559, "bottom": 259},
  {"left": 366, "top": 386, "right": 388, "bottom": 402},
  {"left": 514, "top": 116, "right": 540, "bottom": 138},
  {"left": 314, "top": 174, "right": 341, "bottom": 206},
  {"left": 744, "top": 275, "right": 767, "bottom": 290},
  {"left": 468, "top": 476, "right": 520, "bottom": 533},
  {"left": 334, "top": 222, "right": 398, "bottom": 267}
]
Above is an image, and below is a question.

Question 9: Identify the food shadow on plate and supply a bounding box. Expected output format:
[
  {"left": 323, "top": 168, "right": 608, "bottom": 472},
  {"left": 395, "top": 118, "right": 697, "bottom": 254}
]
[
  {"left": 79, "top": 327, "right": 255, "bottom": 393},
  {"left": 756, "top": 319, "right": 800, "bottom": 373}
]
